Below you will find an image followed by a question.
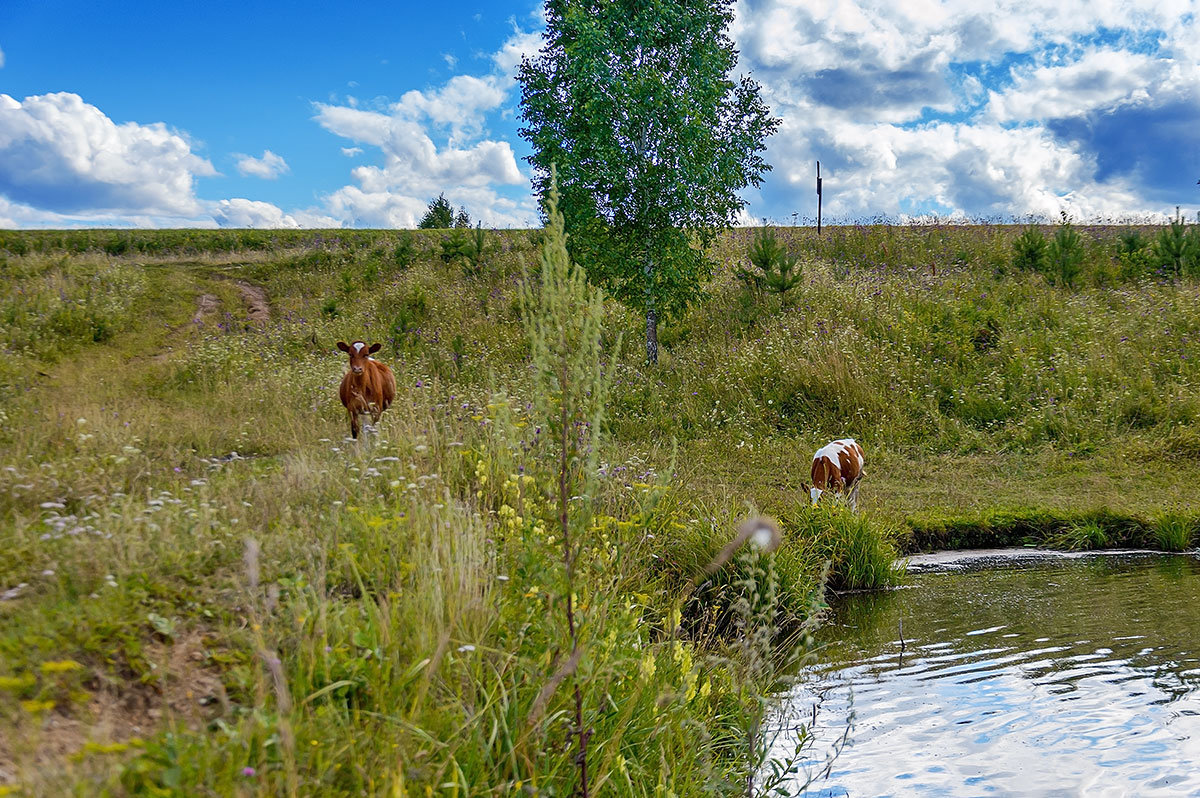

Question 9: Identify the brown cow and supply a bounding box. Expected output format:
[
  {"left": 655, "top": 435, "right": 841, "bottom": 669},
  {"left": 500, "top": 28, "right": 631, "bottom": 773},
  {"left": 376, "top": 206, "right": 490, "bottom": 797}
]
[
  {"left": 337, "top": 341, "right": 396, "bottom": 439},
  {"left": 801, "top": 438, "right": 865, "bottom": 511}
]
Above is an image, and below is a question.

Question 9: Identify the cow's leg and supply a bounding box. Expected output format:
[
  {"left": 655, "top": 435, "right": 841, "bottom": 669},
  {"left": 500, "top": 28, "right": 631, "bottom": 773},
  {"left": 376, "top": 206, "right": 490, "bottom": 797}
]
[
  {"left": 848, "top": 479, "right": 861, "bottom": 513},
  {"left": 349, "top": 409, "right": 360, "bottom": 439}
]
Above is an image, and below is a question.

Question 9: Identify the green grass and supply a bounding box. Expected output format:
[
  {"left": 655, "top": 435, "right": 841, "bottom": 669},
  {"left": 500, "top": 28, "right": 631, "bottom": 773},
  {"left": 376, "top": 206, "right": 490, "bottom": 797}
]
[{"left": 1, "top": 221, "right": 1198, "bottom": 794}]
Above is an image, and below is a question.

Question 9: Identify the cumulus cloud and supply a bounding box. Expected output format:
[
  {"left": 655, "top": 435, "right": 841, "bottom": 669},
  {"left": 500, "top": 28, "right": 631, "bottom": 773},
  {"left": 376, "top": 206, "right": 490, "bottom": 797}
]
[
  {"left": 733, "top": 0, "right": 1200, "bottom": 220},
  {"left": 341, "top": 146, "right": 363, "bottom": 157},
  {"left": 0, "top": 92, "right": 215, "bottom": 217},
  {"left": 310, "top": 26, "right": 539, "bottom": 228},
  {"left": 492, "top": 28, "right": 543, "bottom": 76},
  {"left": 985, "top": 49, "right": 1167, "bottom": 123},
  {"left": 209, "top": 199, "right": 342, "bottom": 229},
  {"left": 235, "top": 149, "right": 289, "bottom": 179}
]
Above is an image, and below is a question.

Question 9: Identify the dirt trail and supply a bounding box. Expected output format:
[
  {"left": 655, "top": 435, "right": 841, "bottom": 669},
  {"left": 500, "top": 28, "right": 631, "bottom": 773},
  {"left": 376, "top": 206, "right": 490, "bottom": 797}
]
[
  {"left": 0, "top": 633, "right": 225, "bottom": 787},
  {"left": 236, "top": 282, "right": 270, "bottom": 327},
  {"left": 190, "top": 293, "right": 220, "bottom": 326}
]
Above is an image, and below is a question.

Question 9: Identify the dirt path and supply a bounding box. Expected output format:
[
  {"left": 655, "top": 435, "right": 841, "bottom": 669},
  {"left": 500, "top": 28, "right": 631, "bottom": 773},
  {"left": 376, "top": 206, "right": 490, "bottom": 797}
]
[
  {"left": 190, "top": 293, "right": 220, "bottom": 326},
  {"left": 236, "top": 282, "right": 270, "bottom": 327}
]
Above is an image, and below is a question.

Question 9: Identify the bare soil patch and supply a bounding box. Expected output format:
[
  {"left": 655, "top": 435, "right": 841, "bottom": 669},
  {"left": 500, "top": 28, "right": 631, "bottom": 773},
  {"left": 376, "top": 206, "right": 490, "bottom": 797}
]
[
  {"left": 190, "top": 293, "right": 220, "bottom": 327},
  {"left": 0, "top": 632, "right": 228, "bottom": 787},
  {"left": 237, "top": 281, "right": 270, "bottom": 327}
]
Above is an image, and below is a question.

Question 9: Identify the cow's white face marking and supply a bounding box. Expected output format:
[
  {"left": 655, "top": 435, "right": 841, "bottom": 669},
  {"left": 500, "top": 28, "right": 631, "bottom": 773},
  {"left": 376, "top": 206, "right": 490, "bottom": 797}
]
[
  {"left": 353, "top": 342, "right": 365, "bottom": 352},
  {"left": 810, "top": 486, "right": 823, "bottom": 504}
]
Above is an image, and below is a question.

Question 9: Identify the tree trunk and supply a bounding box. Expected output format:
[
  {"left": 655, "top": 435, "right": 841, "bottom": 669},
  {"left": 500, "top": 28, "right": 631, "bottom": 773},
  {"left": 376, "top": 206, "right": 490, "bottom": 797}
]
[
  {"left": 644, "top": 255, "right": 658, "bottom": 365},
  {"left": 646, "top": 307, "right": 658, "bottom": 365}
]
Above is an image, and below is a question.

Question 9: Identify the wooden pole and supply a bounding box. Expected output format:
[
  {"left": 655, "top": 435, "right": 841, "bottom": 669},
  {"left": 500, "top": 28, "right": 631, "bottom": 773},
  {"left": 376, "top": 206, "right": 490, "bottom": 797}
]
[{"left": 816, "top": 160, "right": 823, "bottom": 236}]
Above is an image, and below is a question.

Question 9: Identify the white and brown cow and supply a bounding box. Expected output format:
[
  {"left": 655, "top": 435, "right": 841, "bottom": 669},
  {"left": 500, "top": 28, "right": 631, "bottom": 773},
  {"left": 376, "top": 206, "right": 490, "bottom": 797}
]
[
  {"left": 337, "top": 341, "right": 396, "bottom": 439},
  {"left": 803, "top": 438, "right": 865, "bottom": 511}
]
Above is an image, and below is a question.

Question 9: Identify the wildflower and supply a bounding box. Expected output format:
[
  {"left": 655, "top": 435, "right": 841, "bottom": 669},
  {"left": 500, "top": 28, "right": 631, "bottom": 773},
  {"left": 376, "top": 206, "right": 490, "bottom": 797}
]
[
  {"left": 242, "top": 767, "right": 257, "bottom": 777},
  {"left": 39, "top": 659, "right": 83, "bottom": 674},
  {"left": 457, "top": 644, "right": 476, "bottom": 653},
  {"left": 639, "top": 652, "right": 657, "bottom": 681},
  {"left": 0, "top": 674, "right": 36, "bottom": 691},
  {"left": 21, "top": 699, "right": 55, "bottom": 714}
]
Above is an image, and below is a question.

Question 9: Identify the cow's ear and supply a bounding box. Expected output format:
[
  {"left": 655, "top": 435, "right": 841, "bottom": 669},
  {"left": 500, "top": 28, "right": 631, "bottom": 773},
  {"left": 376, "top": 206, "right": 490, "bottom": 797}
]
[
  {"left": 336, "top": 341, "right": 350, "bottom": 353},
  {"left": 368, "top": 343, "right": 382, "bottom": 354}
]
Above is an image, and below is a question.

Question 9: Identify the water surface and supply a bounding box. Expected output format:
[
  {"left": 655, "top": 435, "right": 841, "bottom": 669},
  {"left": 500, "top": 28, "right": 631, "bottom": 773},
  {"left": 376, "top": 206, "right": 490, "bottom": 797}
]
[{"left": 774, "top": 552, "right": 1200, "bottom": 796}]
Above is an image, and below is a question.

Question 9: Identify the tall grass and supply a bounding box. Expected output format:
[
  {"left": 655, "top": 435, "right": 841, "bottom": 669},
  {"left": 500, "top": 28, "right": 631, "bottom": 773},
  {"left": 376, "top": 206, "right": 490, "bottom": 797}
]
[
  {"left": 2, "top": 220, "right": 1198, "bottom": 792},
  {"left": 0, "top": 218, "right": 871, "bottom": 794}
]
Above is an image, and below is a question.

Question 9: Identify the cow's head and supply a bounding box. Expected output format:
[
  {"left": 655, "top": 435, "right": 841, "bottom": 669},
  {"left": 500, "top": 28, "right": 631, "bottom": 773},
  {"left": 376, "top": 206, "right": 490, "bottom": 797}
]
[
  {"left": 800, "top": 481, "right": 823, "bottom": 506},
  {"left": 337, "top": 341, "right": 381, "bottom": 375}
]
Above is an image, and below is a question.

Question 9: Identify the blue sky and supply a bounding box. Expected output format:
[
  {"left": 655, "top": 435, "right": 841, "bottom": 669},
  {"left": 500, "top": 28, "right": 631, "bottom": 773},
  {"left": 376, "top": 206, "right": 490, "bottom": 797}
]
[{"left": 0, "top": 0, "right": 1197, "bottom": 228}]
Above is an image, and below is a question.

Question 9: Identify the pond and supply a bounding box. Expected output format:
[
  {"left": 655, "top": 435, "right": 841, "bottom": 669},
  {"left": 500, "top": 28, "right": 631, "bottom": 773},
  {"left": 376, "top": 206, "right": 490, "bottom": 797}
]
[{"left": 772, "top": 550, "right": 1200, "bottom": 797}]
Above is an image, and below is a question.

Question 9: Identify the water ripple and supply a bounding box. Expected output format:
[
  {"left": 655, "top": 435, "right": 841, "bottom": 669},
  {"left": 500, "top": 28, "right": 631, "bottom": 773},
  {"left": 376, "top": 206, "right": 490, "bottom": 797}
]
[{"left": 772, "top": 554, "right": 1200, "bottom": 796}]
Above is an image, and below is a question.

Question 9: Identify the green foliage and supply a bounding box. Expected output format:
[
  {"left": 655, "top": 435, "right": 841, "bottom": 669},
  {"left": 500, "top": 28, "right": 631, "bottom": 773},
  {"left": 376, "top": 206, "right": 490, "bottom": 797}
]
[
  {"left": 1047, "top": 213, "right": 1085, "bottom": 289},
  {"left": 442, "top": 223, "right": 496, "bottom": 276},
  {"left": 1151, "top": 210, "right": 1200, "bottom": 278},
  {"left": 453, "top": 207, "right": 471, "bottom": 229},
  {"left": 1152, "top": 513, "right": 1195, "bottom": 552},
  {"left": 417, "top": 193, "right": 454, "bottom": 229},
  {"left": 740, "top": 225, "right": 803, "bottom": 298},
  {"left": 439, "top": 228, "right": 469, "bottom": 266},
  {"left": 783, "top": 506, "right": 904, "bottom": 591},
  {"left": 392, "top": 231, "right": 416, "bottom": 269},
  {"left": 1047, "top": 520, "right": 1109, "bottom": 551},
  {"left": 518, "top": 0, "right": 780, "bottom": 362},
  {"left": 6, "top": 223, "right": 1200, "bottom": 793},
  {"left": 1012, "top": 226, "right": 1048, "bottom": 273},
  {"left": 0, "top": 258, "right": 146, "bottom": 361}
]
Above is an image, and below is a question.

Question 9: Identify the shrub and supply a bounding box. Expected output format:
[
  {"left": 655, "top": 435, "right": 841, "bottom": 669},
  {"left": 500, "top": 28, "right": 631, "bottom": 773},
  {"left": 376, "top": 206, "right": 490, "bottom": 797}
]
[
  {"left": 1151, "top": 210, "right": 1200, "bottom": 278},
  {"left": 393, "top": 231, "right": 416, "bottom": 269},
  {"left": 456, "top": 223, "right": 495, "bottom": 277},
  {"left": 440, "top": 229, "right": 470, "bottom": 264},
  {"left": 1047, "top": 214, "right": 1085, "bottom": 289},
  {"left": 1011, "top": 226, "right": 1048, "bottom": 273},
  {"left": 739, "top": 226, "right": 802, "bottom": 299}
]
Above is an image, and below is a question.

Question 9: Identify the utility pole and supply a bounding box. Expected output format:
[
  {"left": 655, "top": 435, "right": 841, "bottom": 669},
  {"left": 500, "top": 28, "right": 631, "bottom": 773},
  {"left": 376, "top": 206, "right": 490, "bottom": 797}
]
[{"left": 816, "top": 160, "right": 823, "bottom": 236}]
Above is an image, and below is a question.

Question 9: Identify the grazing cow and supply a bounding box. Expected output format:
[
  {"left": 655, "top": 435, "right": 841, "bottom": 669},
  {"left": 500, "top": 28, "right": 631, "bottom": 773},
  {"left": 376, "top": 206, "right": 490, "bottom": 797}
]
[
  {"left": 803, "top": 438, "right": 866, "bottom": 511},
  {"left": 337, "top": 341, "right": 396, "bottom": 439}
]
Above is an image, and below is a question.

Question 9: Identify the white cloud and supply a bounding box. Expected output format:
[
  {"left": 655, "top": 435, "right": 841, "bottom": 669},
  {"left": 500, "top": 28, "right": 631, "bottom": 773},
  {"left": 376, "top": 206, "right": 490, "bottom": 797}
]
[
  {"left": 394, "top": 74, "right": 509, "bottom": 143},
  {"left": 209, "top": 199, "right": 342, "bottom": 229},
  {"left": 341, "top": 146, "right": 363, "bottom": 157},
  {"left": 211, "top": 198, "right": 299, "bottom": 228},
  {"left": 309, "top": 26, "right": 539, "bottom": 228},
  {"left": 986, "top": 49, "right": 1170, "bottom": 122},
  {"left": 0, "top": 45, "right": 6, "bottom": 68},
  {"left": 0, "top": 92, "right": 215, "bottom": 217},
  {"left": 235, "top": 149, "right": 289, "bottom": 179},
  {"left": 492, "top": 28, "right": 543, "bottom": 76},
  {"left": 733, "top": 0, "right": 1200, "bottom": 220}
]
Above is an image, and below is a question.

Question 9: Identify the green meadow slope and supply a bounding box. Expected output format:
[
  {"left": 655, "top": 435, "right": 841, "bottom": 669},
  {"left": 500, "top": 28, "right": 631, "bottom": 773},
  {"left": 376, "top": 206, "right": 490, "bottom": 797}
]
[{"left": 0, "top": 224, "right": 1197, "bottom": 794}]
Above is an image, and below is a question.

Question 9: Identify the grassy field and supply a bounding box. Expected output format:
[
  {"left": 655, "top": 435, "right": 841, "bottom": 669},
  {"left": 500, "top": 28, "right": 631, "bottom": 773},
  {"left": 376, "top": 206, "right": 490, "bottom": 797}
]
[{"left": 1, "top": 220, "right": 1198, "bottom": 795}]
